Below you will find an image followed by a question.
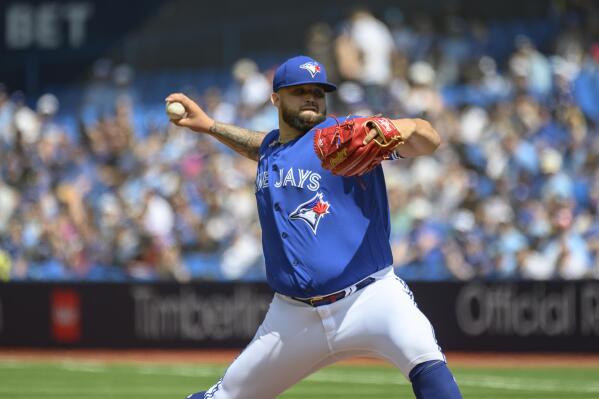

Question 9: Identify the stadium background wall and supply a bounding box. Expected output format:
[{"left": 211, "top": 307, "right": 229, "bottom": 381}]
[
  {"left": 1, "top": 281, "right": 598, "bottom": 351},
  {"left": 1, "top": 0, "right": 554, "bottom": 95}
]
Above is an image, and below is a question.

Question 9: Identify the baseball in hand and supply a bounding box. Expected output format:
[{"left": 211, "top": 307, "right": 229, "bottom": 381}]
[{"left": 166, "top": 101, "right": 186, "bottom": 120}]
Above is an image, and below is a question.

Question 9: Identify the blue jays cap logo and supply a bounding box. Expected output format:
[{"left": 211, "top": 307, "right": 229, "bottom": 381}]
[
  {"left": 289, "top": 192, "right": 330, "bottom": 234},
  {"left": 299, "top": 62, "right": 322, "bottom": 79}
]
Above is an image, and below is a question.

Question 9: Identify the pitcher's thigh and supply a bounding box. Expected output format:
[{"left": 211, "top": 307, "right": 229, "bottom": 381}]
[
  {"left": 338, "top": 277, "right": 445, "bottom": 378},
  {"left": 380, "top": 278, "right": 445, "bottom": 375},
  {"left": 205, "top": 298, "right": 331, "bottom": 399}
]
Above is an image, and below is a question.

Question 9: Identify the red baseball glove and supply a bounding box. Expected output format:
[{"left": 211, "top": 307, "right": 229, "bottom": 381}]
[{"left": 313, "top": 116, "right": 405, "bottom": 176}]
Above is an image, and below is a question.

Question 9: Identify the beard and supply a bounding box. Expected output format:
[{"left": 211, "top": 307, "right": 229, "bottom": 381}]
[{"left": 281, "top": 103, "right": 327, "bottom": 133}]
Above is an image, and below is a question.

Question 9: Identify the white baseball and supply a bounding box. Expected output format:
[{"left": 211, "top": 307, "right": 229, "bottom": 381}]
[{"left": 166, "top": 101, "right": 186, "bottom": 120}]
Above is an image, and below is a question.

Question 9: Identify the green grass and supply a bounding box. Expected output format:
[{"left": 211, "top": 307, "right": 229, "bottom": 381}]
[{"left": 0, "top": 360, "right": 598, "bottom": 399}]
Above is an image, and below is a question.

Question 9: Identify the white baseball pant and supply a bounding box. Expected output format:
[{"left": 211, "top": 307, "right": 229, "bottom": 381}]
[{"left": 203, "top": 266, "right": 445, "bottom": 398}]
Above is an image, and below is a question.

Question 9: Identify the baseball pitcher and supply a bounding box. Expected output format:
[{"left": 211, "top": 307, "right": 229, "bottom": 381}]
[{"left": 166, "top": 55, "right": 462, "bottom": 399}]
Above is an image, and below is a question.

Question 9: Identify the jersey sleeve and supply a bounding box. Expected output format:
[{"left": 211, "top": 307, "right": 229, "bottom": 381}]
[{"left": 386, "top": 149, "right": 405, "bottom": 161}]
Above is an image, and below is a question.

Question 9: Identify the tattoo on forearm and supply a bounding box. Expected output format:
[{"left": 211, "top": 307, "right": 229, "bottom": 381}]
[{"left": 208, "top": 122, "right": 266, "bottom": 161}]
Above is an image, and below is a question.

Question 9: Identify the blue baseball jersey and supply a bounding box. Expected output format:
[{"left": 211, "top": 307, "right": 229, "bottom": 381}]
[{"left": 255, "top": 116, "right": 394, "bottom": 298}]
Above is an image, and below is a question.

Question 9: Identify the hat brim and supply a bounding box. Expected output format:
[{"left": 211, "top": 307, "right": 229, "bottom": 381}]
[{"left": 275, "top": 81, "right": 337, "bottom": 92}]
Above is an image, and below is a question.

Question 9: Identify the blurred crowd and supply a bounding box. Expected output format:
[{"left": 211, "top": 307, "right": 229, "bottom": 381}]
[{"left": 2, "top": 2, "right": 599, "bottom": 282}]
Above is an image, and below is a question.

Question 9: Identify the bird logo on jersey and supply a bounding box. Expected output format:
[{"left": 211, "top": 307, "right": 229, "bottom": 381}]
[
  {"left": 299, "top": 62, "right": 322, "bottom": 78},
  {"left": 289, "top": 192, "right": 330, "bottom": 234}
]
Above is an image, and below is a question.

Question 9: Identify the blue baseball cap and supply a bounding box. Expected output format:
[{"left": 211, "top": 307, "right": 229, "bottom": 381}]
[{"left": 273, "top": 55, "right": 336, "bottom": 92}]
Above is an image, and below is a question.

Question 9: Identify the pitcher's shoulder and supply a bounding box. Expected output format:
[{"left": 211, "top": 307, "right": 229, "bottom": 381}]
[{"left": 259, "top": 130, "right": 281, "bottom": 153}]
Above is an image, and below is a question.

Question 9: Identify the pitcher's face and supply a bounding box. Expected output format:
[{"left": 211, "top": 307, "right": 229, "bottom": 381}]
[{"left": 273, "top": 84, "right": 327, "bottom": 133}]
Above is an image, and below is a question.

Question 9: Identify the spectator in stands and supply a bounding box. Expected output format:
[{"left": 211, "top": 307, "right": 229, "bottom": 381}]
[{"left": 335, "top": 7, "right": 396, "bottom": 112}]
